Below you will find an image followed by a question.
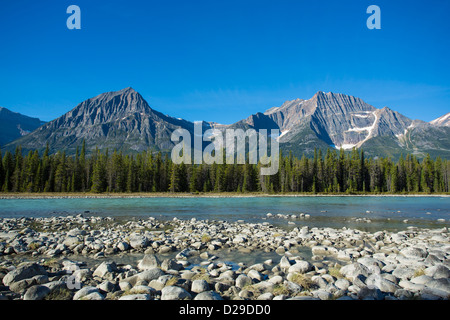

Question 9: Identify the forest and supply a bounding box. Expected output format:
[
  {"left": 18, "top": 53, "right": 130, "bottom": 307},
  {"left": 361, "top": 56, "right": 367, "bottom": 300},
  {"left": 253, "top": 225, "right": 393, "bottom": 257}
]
[{"left": 1, "top": 142, "right": 449, "bottom": 194}]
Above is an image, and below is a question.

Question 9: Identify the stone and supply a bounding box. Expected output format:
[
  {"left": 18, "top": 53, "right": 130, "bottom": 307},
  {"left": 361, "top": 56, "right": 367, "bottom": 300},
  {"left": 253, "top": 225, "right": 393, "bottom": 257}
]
[
  {"left": 400, "top": 247, "right": 427, "bottom": 259},
  {"left": 63, "top": 236, "right": 80, "bottom": 248},
  {"left": 257, "top": 292, "right": 274, "bottom": 300},
  {"left": 235, "top": 274, "right": 252, "bottom": 288},
  {"left": 366, "top": 274, "right": 399, "bottom": 293},
  {"left": 119, "top": 294, "right": 152, "bottom": 300},
  {"left": 424, "top": 264, "right": 450, "bottom": 279},
  {"left": 23, "top": 285, "right": 51, "bottom": 300},
  {"left": 129, "top": 235, "right": 149, "bottom": 250},
  {"left": 137, "top": 268, "right": 165, "bottom": 282},
  {"left": 93, "top": 261, "right": 118, "bottom": 280},
  {"left": 161, "top": 259, "right": 183, "bottom": 272},
  {"left": 191, "top": 279, "right": 209, "bottom": 293},
  {"left": 268, "top": 275, "right": 283, "bottom": 285},
  {"left": 73, "top": 286, "right": 102, "bottom": 300},
  {"left": 398, "top": 280, "right": 424, "bottom": 291},
  {"left": 357, "top": 286, "right": 384, "bottom": 300},
  {"left": 117, "top": 242, "right": 129, "bottom": 252},
  {"left": 288, "top": 261, "right": 312, "bottom": 274},
  {"left": 119, "top": 281, "right": 133, "bottom": 291},
  {"left": 335, "top": 278, "right": 350, "bottom": 291},
  {"left": 130, "top": 285, "right": 155, "bottom": 295},
  {"left": 161, "top": 286, "right": 192, "bottom": 300},
  {"left": 97, "top": 281, "right": 116, "bottom": 293},
  {"left": 392, "top": 267, "right": 415, "bottom": 280},
  {"left": 279, "top": 256, "right": 292, "bottom": 271},
  {"left": 194, "top": 291, "right": 224, "bottom": 300},
  {"left": 137, "top": 254, "right": 160, "bottom": 270},
  {"left": 247, "top": 269, "right": 263, "bottom": 281},
  {"left": 10, "top": 279, "right": 34, "bottom": 293},
  {"left": 312, "top": 290, "right": 333, "bottom": 300},
  {"left": 82, "top": 292, "right": 105, "bottom": 300},
  {"left": 3, "top": 263, "right": 47, "bottom": 286},
  {"left": 339, "top": 263, "right": 370, "bottom": 281}
]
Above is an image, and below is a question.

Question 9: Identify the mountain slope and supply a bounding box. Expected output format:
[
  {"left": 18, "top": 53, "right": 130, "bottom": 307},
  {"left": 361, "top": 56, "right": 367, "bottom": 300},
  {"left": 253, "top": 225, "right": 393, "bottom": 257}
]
[
  {"left": 0, "top": 107, "right": 45, "bottom": 148},
  {"left": 430, "top": 112, "right": 450, "bottom": 127},
  {"left": 3, "top": 88, "right": 195, "bottom": 154}
]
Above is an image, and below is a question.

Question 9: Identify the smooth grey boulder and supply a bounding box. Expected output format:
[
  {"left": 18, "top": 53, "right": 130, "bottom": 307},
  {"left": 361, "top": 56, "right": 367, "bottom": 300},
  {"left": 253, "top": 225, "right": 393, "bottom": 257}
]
[
  {"left": 357, "top": 286, "right": 384, "bottom": 300},
  {"left": 194, "top": 291, "right": 224, "bottom": 300},
  {"left": 137, "top": 254, "right": 160, "bottom": 270},
  {"left": 366, "top": 274, "right": 400, "bottom": 293},
  {"left": 424, "top": 265, "right": 450, "bottom": 279},
  {"left": 137, "top": 268, "right": 165, "bottom": 282},
  {"left": 191, "top": 279, "right": 209, "bottom": 293},
  {"left": 235, "top": 274, "right": 252, "bottom": 288},
  {"left": 73, "top": 286, "right": 102, "bottom": 300},
  {"left": 161, "top": 259, "right": 183, "bottom": 272},
  {"left": 3, "top": 263, "right": 47, "bottom": 286},
  {"left": 339, "top": 263, "right": 370, "bottom": 281},
  {"left": 288, "top": 261, "right": 312, "bottom": 274},
  {"left": 93, "top": 261, "right": 118, "bottom": 280},
  {"left": 23, "top": 285, "right": 51, "bottom": 300},
  {"left": 129, "top": 235, "right": 149, "bottom": 250},
  {"left": 335, "top": 278, "right": 351, "bottom": 291},
  {"left": 161, "top": 286, "right": 192, "bottom": 300}
]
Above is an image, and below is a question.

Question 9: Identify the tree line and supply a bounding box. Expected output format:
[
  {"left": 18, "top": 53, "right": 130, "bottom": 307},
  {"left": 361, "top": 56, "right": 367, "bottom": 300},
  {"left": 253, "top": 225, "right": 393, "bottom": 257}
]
[{"left": 1, "top": 142, "right": 449, "bottom": 194}]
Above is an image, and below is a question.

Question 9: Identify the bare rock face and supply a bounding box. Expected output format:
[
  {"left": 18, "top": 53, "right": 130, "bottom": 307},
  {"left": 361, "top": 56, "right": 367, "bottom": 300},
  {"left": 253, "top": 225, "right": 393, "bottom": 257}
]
[{"left": 4, "top": 87, "right": 194, "bottom": 155}]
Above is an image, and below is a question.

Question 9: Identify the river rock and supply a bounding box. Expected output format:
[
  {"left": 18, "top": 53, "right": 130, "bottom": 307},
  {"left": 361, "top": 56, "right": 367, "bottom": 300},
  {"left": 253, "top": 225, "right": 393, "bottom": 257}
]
[
  {"left": 119, "top": 294, "right": 152, "bottom": 300},
  {"left": 129, "top": 235, "right": 149, "bottom": 250},
  {"left": 424, "top": 264, "right": 450, "bottom": 279},
  {"left": 137, "top": 268, "right": 165, "bottom": 282},
  {"left": 194, "top": 291, "right": 224, "bottom": 300},
  {"left": 3, "top": 263, "right": 47, "bottom": 286},
  {"left": 340, "top": 263, "right": 370, "bottom": 281},
  {"left": 161, "top": 286, "right": 192, "bottom": 300},
  {"left": 191, "top": 279, "right": 209, "bottom": 293},
  {"left": 93, "top": 261, "right": 118, "bottom": 280},
  {"left": 288, "top": 261, "right": 312, "bottom": 274},
  {"left": 235, "top": 274, "right": 252, "bottom": 288},
  {"left": 137, "top": 254, "right": 160, "bottom": 270},
  {"left": 73, "top": 286, "right": 102, "bottom": 300},
  {"left": 23, "top": 285, "right": 51, "bottom": 300}
]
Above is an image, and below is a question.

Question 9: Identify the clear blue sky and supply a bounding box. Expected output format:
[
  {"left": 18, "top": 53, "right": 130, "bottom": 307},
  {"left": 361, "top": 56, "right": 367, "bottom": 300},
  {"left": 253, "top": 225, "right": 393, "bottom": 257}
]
[{"left": 0, "top": 0, "right": 449, "bottom": 123}]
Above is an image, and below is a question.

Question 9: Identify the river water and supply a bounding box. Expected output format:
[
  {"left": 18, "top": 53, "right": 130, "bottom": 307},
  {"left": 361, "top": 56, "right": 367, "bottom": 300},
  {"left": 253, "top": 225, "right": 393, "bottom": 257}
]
[{"left": 0, "top": 196, "right": 449, "bottom": 232}]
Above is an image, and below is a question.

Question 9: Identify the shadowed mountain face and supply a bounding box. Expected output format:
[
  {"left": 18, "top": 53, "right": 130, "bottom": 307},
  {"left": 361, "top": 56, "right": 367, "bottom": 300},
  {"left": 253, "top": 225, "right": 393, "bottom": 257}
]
[
  {"left": 0, "top": 107, "right": 45, "bottom": 148},
  {"left": 2, "top": 88, "right": 450, "bottom": 160}
]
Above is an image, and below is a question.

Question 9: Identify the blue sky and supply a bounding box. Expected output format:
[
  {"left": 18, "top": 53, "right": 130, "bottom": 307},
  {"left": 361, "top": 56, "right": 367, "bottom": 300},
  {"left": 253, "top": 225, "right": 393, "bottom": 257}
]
[{"left": 0, "top": 0, "right": 449, "bottom": 124}]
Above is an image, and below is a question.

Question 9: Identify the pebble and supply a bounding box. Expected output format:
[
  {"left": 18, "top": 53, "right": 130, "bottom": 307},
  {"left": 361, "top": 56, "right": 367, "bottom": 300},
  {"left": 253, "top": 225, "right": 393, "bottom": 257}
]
[{"left": 0, "top": 215, "right": 448, "bottom": 300}]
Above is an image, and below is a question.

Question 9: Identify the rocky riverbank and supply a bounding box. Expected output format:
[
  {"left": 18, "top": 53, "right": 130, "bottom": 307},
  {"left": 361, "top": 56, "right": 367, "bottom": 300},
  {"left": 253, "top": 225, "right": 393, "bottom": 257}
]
[{"left": 0, "top": 215, "right": 449, "bottom": 300}]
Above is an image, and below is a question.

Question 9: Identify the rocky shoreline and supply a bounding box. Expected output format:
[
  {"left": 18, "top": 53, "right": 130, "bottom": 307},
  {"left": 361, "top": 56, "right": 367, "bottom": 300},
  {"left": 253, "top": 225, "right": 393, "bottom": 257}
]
[{"left": 0, "top": 214, "right": 449, "bottom": 300}]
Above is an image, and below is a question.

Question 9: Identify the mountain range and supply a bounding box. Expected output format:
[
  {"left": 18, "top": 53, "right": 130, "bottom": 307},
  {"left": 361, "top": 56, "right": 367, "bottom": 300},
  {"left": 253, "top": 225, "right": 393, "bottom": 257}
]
[
  {"left": 1, "top": 87, "right": 449, "bottom": 160},
  {"left": 0, "top": 107, "right": 45, "bottom": 148}
]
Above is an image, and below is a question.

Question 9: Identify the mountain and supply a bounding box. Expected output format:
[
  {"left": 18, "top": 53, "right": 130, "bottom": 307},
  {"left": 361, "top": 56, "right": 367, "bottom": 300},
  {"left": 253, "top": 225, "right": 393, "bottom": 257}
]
[
  {"left": 3, "top": 88, "right": 195, "bottom": 155},
  {"left": 430, "top": 112, "right": 450, "bottom": 127},
  {"left": 2, "top": 88, "right": 449, "bottom": 160},
  {"left": 221, "top": 91, "right": 450, "bottom": 159},
  {"left": 0, "top": 107, "right": 45, "bottom": 148}
]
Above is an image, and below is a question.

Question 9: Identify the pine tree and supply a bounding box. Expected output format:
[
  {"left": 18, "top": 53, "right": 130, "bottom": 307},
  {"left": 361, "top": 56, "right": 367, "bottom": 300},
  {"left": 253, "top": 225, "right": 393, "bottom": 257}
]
[{"left": 91, "top": 152, "right": 106, "bottom": 193}]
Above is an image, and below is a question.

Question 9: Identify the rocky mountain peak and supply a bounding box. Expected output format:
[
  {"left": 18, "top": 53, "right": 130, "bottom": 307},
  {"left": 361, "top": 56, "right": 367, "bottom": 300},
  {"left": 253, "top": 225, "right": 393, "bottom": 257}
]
[{"left": 430, "top": 112, "right": 450, "bottom": 127}]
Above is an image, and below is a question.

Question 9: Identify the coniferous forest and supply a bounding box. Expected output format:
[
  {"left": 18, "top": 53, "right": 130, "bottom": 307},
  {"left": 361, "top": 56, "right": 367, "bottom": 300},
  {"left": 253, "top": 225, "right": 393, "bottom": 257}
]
[{"left": 1, "top": 142, "right": 449, "bottom": 194}]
